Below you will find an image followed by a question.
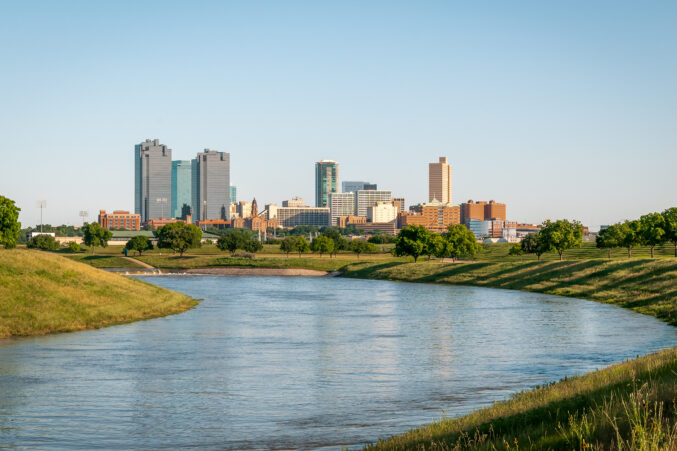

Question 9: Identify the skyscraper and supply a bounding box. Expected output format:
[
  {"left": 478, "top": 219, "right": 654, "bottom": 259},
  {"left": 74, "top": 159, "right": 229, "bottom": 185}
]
[
  {"left": 429, "top": 157, "right": 452, "bottom": 204},
  {"left": 171, "top": 160, "right": 192, "bottom": 218},
  {"left": 315, "top": 160, "right": 338, "bottom": 207},
  {"left": 192, "top": 149, "right": 231, "bottom": 221},
  {"left": 135, "top": 139, "right": 172, "bottom": 222},
  {"left": 230, "top": 186, "right": 237, "bottom": 204}
]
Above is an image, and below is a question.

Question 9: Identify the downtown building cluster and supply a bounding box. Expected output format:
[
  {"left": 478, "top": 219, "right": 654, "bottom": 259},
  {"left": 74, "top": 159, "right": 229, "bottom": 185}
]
[{"left": 98, "top": 139, "right": 524, "bottom": 241}]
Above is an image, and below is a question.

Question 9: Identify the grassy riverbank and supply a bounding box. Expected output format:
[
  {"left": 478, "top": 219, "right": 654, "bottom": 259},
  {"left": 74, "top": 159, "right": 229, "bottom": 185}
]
[
  {"left": 0, "top": 249, "right": 197, "bottom": 338},
  {"left": 343, "top": 259, "right": 677, "bottom": 326},
  {"left": 366, "top": 347, "right": 677, "bottom": 450}
]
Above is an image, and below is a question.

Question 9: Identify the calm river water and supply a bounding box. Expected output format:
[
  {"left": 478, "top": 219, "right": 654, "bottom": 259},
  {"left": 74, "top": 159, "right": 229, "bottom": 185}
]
[{"left": 1, "top": 276, "right": 676, "bottom": 449}]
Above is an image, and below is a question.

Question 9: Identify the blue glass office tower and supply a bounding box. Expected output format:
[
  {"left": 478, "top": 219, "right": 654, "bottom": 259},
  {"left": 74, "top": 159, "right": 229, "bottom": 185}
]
[{"left": 171, "top": 160, "right": 192, "bottom": 218}]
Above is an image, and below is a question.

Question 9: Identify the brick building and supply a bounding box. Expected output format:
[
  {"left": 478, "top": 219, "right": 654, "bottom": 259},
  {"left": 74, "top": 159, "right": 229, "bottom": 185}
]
[
  {"left": 98, "top": 210, "right": 141, "bottom": 231},
  {"left": 399, "top": 201, "right": 461, "bottom": 233},
  {"left": 460, "top": 200, "right": 506, "bottom": 223}
]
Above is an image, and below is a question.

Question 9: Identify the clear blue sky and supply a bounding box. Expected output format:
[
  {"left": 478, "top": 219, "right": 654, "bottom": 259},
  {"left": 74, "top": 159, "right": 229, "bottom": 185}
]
[{"left": 1, "top": 1, "right": 675, "bottom": 230}]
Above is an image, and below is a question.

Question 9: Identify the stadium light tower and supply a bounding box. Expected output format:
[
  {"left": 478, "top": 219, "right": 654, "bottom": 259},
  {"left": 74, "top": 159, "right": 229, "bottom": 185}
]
[
  {"left": 79, "top": 210, "right": 89, "bottom": 225},
  {"left": 36, "top": 200, "right": 46, "bottom": 233}
]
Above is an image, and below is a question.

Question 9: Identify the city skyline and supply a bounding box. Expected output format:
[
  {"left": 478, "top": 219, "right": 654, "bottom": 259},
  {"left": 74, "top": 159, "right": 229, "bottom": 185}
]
[{"left": 2, "top": 2, "right": 676, "bottom": 229}]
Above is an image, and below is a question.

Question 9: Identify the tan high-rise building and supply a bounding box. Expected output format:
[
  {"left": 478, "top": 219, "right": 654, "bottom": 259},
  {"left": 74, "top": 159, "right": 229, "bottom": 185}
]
[{"left": 428, "top": 157, "right": 452, "bottom": 203}]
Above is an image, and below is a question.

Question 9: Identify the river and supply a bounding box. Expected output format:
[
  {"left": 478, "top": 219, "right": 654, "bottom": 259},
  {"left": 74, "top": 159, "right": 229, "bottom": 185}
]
[{"left": 0, "top": 276, "right": 675, "bottom": 449}]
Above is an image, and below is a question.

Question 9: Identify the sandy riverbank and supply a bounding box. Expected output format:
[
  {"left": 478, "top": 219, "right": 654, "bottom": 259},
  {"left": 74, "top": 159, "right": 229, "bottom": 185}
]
[{"left": 180, "top": 267, "right": 331, "bottom": 276}]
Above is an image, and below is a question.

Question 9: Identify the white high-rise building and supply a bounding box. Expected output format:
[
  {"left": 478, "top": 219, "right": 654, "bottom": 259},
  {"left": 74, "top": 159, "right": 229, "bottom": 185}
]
[
  {"left": 329, "top": 192, "right": 356, "bottom": 226},
  {"left": 356, "top": 190, "right": 392, "bottom": 217}
]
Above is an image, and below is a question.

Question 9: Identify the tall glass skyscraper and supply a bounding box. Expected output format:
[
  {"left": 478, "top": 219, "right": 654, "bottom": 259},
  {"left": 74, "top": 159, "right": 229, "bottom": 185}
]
[
  {"left": 230, "top": 185, "right": 237, "bottom": 204},
  {"left": 171, "top": 160, "right": 192, "bottom": 218},
  {"left": 134, "top": 139, "right": 172, "bottom": 222},
  {"left": 191, "top": 149, "right": 231, "bottom": 221},
  {"left": 315, "top": 160, "right": 338, "bottom": 208}
]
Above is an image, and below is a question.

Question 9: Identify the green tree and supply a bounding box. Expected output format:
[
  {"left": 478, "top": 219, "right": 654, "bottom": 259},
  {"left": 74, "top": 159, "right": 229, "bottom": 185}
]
[
  {"left": 27, "top": 234, "right": 60, "bottom": 250},
  {"left": 595, "top": 224, "right": 622, "bottom": 259},
  {"left": 423, "top": 233, "right": 445, "bottom": 261},
  {"left": 125, "top": 235, "right": 153, "bottom": 256},
  {"left": 67, "top": 241, "right": 80, "bottom": 253},
  {"left": 295, "top": 236, "right": 310, "bottom": 257},
  {"left": 322, "top": 229, "right": 349, "bottom": 257},
  {"left": 639, "top": 212, "right": 666, "bottom": 258},
  {"left": 394, "top": 225, "right": 429, "bottom": 262},
  {"left": 243, "top": 238, "right": 263, "bottom": 253},
  {"left": 310, "top": 235, "right": 334, "bottom": 257},
  {"left": 367, "top": 234, "right": 395, "bottom": 244},
  {"left": 663, "top": 207, "right": 677, "bottom": 258},
  {"left": 508, "top": 243, "right": 523, "bottom": 258},
  {"left": 442, "top": 224, "right": 480, "bottom": 261},
  {"left": 349, "top": 239, "right": 377, "bottom": 259},
  {"left": 157, "top": 222, "right": 202, "bottom": 256},
  {"left": 0, "top": 196, "right": 21, "bottom": 249},
  {"left": 217, "top": 229, "right": 250, "bottom": 256},
  {"left": 538, "top": 219, "right": 584, "bottom": 261},
  {"left": 520, "top": 232, "right": 548, "bottom": 261},
  {"left": 82, "top": 222, "right": 113, "bottom": 255},
  {"left": 280, "top": 236, "right": 297, "bottom": 258},
  {"left": 618, "top": 220, "right": 641, "bottom": 258}
]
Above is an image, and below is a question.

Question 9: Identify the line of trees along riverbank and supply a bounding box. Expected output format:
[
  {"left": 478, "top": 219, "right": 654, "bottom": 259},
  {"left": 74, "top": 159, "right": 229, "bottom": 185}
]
[{"left": 597, "top": 208, "right": 677, "bottom": 258}]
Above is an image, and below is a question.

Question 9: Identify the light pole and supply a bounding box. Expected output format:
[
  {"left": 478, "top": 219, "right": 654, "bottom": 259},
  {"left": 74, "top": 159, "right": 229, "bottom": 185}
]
[
  {"left": 36, "top": 200, "right": 46, "bottom": 233},
  {"left": 79, "top": 210, "right": 88, "bottom": 225}
]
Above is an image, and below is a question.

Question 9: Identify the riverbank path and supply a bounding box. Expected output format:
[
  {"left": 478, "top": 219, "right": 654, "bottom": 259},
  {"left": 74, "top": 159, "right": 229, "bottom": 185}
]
[{"left": 122, "top": 257, "right": 155, "bottom": 269}]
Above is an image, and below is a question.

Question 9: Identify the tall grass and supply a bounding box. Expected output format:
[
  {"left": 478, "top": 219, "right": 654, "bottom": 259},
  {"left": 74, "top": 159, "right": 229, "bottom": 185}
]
[
  {"left": 366, "top": 349, "right": 677, "bottom": 450},
  {"left": 0, "top": 249, "right": 197, "bottom": 338}
]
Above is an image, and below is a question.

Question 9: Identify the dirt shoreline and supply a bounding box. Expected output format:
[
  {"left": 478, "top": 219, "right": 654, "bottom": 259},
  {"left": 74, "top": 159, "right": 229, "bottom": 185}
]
[{"left": 179, "top": 267, "right": 331, "bottom": 277}]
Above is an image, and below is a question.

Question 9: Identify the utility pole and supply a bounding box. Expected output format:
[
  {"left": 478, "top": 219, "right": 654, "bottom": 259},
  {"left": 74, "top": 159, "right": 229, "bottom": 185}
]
[{"left": 36, "top": 200, "right": 46, "bottom": 233}]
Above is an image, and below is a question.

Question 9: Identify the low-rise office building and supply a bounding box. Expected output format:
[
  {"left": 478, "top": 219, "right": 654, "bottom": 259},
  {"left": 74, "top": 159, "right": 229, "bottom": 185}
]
[
  {"left": 270, "top": 206, "right": 330, "bottom": 228},
  {"left": 98, "top": 210, "right": 141, "bottom": 231}
]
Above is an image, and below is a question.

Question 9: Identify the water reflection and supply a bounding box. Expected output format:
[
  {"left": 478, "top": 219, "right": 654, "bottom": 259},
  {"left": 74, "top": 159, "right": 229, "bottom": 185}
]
[{"left": 0, "top": 276, "right": 675, "bottom": 449}]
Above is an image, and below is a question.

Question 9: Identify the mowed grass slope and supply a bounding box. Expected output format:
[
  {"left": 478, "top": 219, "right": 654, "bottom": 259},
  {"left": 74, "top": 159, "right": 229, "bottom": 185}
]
[
  {"left": 0, "top": 249, "right": 197, "bottom": 338},
  {"left": 344, "top": 259, "right": 677, "bottom": 325}
]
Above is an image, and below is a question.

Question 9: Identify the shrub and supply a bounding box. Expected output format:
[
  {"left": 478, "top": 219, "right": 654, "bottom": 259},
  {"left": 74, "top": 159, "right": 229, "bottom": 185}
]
[
  {"left": 27, "top": 234, "right": 59, "bottom": 250},
  {"left": 67, "top": 241, "right": 80, "bottom": 253}
]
